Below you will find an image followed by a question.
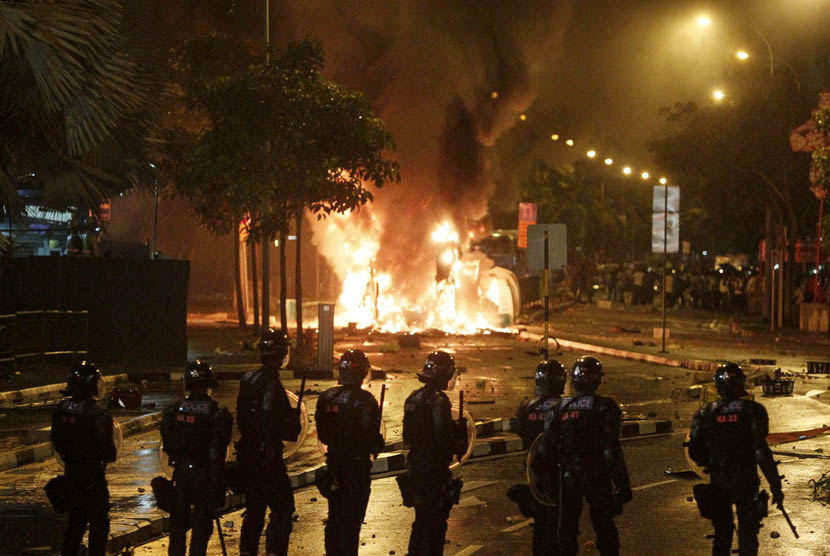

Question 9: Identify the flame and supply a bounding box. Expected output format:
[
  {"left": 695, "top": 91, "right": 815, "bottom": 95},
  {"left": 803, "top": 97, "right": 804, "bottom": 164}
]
[{"left": 311, "top": 212, "right": 513, "bottom": 334}]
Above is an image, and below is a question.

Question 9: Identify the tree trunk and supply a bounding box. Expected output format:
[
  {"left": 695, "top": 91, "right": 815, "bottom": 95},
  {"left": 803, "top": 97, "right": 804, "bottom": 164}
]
[
  {"left": 295, "top": 206, "right": 304, "bottom": 353},
  {"left": 233, "top": 222, "right": 246, "bottom": 328},
  {"left": 251, "top": 240, "right": 260, "bottom": 334},
  {"left": 262, "top": 239, "right": 270, "bottom": 331},
  {"left": 279, "top": 226, "right": 288, "bottom": 332}
]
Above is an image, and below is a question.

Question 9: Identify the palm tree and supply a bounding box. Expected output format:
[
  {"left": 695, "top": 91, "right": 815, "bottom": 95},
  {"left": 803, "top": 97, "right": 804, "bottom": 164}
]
[{"left": 0, "top": 0, "right": 164, "bottom": 218}]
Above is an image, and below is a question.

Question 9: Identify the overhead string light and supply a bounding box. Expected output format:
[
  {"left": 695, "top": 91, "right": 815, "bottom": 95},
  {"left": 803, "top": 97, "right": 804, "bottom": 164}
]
[{"left": 544, "top": 124, "right": 668, "bottom": 183}]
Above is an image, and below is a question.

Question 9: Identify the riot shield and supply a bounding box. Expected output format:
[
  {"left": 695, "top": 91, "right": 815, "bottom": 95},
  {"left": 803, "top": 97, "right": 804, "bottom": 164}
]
[
  {"left": 283, "top": 389, "right": 309, "bottom": 459},
  {"left": 526, "top": 433, "right": 556, "bottom": 506},
  {"left": 683, "top": 430, "right": 707, "bottom": 480},
  {"left": 57, "top": 417, "right": 122, "bottom": 469},
  {"left": 448, "top": 404, "right": 475, "bottom": 471},
  {"left": 158, "top": 440, "right": 174, "bottom": 478}
]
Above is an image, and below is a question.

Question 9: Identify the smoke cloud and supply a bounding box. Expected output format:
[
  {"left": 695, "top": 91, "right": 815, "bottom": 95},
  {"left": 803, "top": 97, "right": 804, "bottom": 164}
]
[{"left": 272, "top": 0, "right": 574, "bottom": 293}]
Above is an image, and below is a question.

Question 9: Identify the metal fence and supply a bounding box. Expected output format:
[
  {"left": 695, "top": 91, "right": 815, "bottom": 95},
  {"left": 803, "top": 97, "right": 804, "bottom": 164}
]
[{"left": 0, "top": 310, "right": 88, "bottom": 380}]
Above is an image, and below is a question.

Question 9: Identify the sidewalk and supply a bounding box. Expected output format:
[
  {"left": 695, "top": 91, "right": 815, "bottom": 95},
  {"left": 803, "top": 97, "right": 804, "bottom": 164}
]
[{"left": 520, "top": 302, "right": 830, "bottom": 374}]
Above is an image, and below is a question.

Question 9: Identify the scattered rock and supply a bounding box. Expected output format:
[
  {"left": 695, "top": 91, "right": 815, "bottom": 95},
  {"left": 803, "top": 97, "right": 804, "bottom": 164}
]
[
  {"left": 137, "top": 487, "right": 145, "bottom": 493},
  {"left": 310, "top": 497, "right": 317, "bottom": 502},
  {"left": 687, "top": 496, "right": 694, "bottom": 502},
  {"left": 770, "top": 531, "right": 780, "bottom": 539}
]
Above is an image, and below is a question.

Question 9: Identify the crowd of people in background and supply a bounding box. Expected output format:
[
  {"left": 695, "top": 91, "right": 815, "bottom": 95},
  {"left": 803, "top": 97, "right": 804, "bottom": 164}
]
[{"left": 569, "top": 261, "right": 763, "bottom": 314}]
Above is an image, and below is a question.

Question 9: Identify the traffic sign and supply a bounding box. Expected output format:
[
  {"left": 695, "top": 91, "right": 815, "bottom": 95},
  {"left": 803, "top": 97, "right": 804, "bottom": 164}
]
[{"left": 527, "top": 224, "right": 567, "bottom": 272}]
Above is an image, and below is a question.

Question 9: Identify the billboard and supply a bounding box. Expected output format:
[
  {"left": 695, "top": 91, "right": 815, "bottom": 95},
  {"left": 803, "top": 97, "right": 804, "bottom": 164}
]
[{"left": 517, "top": 202, "right": 538, "bottom": 248}]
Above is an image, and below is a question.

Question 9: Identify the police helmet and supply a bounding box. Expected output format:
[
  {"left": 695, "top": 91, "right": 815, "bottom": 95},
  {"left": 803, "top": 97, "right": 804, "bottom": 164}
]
[
  {"left": 259, "top": 328, "right": 289, "bottom": 363},
  {"left": 713, "top": 362, "right": 746, "bottom": 399},
  {"left": 64, "top": 361, "right": 101, "bottom": 399},
  {"left": 571, "top": 355, "right": 603, "bottom": 395},
  {"left": 418, "top": 351, "right": 456, "bottom": 390},
  {"left": 184, "top": 360, "right": 217, "bottom": 392},
  {"left": 535, "top": 360, "right": 567, "bottom": 397},
  {"left": 338, "top": 349, "right": 370, "bottom": 385}
]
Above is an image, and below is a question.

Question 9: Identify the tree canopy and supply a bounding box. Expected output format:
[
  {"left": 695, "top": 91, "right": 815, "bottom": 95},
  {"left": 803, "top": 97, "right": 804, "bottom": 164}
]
[
  {"left": 650, "top": 70, "right": 814, "bottom": 254},
  {"left": 0, "top": 0, "right": 164, "bottom": 215},
  {"left": 162, "top": 36, "right": 399, "bottom": 240}
]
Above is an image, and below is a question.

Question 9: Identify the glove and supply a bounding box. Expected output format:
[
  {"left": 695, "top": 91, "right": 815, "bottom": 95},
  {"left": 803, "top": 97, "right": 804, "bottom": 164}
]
[
  {"left": 372, "top": 432, "right": 385, "bottom": 457},
  {"left": 771, "top": 488, "right": 784, "bottom": 507},
  {"left": 613, "top": 487, "right": 633, "bottom": 515},
  {"left": 616, "top": 486, "right": 633, "bottom": 504}
]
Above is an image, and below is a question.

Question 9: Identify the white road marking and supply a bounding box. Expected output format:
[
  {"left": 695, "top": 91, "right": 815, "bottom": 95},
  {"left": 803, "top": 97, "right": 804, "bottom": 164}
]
[
  {"left": 632, "top": 479, "right": 678, "bottom": 491},
  {"left": 454, "top": 545, "right": 484, "bottom": 556},
  {"left": 457, "top": 495, "right": 486, "bottom": 508},
  {"left": 461, "top": 480, "right": 499, "bottom": 493},
  {"left": 501, "top": 517, "right": 533, "bottom": 532}
]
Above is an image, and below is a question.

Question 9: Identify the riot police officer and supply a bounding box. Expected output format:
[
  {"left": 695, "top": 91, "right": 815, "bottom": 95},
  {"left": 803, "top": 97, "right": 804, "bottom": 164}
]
[
  {"left": 237, "top": 328, "right": 301, "bottom": 556},
  {"left": 160, "top": 361, "right": 233, "bottom": 556},
  {"left": 315, "top": 349, "right": 384, "bottom": 555},
  {"left": 50, "top": 361, "right": 116, "bottom": 556},
  {"left": 403, "top": 351, "right": 468, "bottom": 555},
  {"left": 514, "top": 360, "right": 567, "bottom": 556},
  {"left": 540, "top": 355, "right": 631, "bottom": 556},
  {"left": 687, "top": 362, "right": 783, "bottom": 556}
]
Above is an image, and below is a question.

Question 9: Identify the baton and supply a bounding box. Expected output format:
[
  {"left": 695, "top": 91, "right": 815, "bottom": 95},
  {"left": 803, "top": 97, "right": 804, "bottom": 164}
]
[
  {"left": 378, "top": 384, "right": 387, "bottom": 420},
  {"left": 295, "top": 375, "right": 307, "bottom": 410},
  {"left": 215, "top": 517, "right": 228, "bottom": 556},
  {"left": 556, "top": 463, "right": 564, "bottom": 536},
  {"left": 778, "top": 504, "right": 799, "bottom": 539}
]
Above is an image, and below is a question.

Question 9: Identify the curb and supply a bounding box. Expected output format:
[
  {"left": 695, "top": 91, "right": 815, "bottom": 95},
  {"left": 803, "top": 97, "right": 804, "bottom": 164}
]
[
  {"left": 517, "top": 330, "right": 762, "bottom": 374},
  {"left": 0, "top": 411, "right": 162, "bottom": 473},
  {"left": 104, "top": 416, "right": 673, "bottom": 553},
  {"left": 0, "top": 373, "right": 128, "bottom": 408},
  {"left": 106, "top": 436, "right": 521, "bottom": 553}
]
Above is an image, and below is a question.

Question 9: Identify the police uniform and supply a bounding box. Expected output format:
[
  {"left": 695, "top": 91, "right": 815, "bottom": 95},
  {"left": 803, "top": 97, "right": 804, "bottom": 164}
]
[
  {"left": 517, "top": 395, "right": 560, "bottom": 555},
  {"left": 315, "top": 384, "right": 383, "bottom": 555},
  {"left": 542, "top": 393, "right": 630, "bottom": 556},
  {"left": 689, "top": 398, "right": 782, "bottom": 556},
  {"left": 161, "top": 394, "right": 232, "bottom": 556},
  {"left": 403, "top": 385, "right": 467, "bottom": 555},
  {"left": 237, "top": 363, "right": 300, "bottom": 556},
  {"left": 50, "top": 397, "right": 116, "bottom": 556}
]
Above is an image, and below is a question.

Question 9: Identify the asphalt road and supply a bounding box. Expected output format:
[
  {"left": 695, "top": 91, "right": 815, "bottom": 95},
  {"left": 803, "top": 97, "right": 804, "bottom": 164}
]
[{"left": 2, "top": 333, "right": 830, "bottom": 554}]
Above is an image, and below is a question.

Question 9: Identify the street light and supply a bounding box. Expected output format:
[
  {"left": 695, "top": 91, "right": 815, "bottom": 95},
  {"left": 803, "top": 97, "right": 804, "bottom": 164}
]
[
  {"left": 736, "top": 50, "right": 750, "bottom": 60},
  {"left": 697, "top": 15, "right": 712, "bottom": 27},
  {"left": 604, "top": 158, "right": 613, "bottom": 165},
  {"left": 550, "top": 134, "right": 559, "bottom": 141},
  {"left": 565, "top": 139, "right": 574, "bottom": 146},
  {"left": 659, "top": 177, "right": 668, "bottom": 185},
  {"left": 641, "top": 171, "right": 650, "bottom": 180},
  {"left": 587, "top": 150, "right": 596, "bottom": 158},
  {"left": 712, "top": 89, "right": 725, "bottom": 102},
  {"left": 519, "top": 113, "right": 527, "bottom": 121},
  {"left": 623, "top": 166, "right": 632, "bottom": 175}
]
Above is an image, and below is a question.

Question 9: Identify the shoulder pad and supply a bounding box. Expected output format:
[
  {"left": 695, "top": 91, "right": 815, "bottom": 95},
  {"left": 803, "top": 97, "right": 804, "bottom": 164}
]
[{"left": 357, "top": 388, "right": 378, "bottom": 404}]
